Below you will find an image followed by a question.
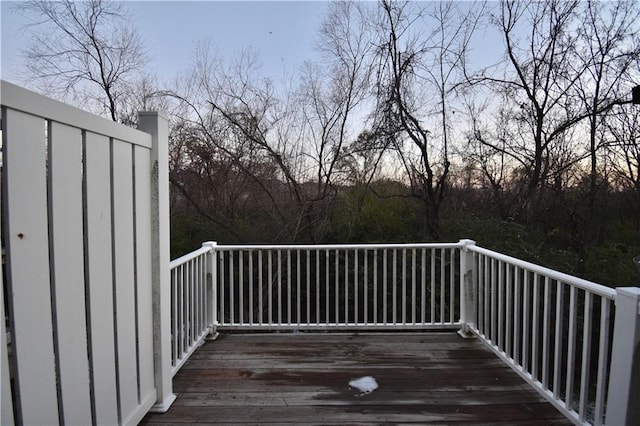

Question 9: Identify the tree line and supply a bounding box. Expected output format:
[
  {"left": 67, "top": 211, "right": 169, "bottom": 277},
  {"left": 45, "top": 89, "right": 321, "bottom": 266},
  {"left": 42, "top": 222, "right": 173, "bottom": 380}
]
[{"left": 14, "top": 0, "right": 640, "bottom": 286}]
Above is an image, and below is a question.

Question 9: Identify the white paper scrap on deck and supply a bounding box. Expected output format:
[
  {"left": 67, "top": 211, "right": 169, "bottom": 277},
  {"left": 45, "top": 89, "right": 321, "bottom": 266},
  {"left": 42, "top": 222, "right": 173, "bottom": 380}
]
[{"left": 349, "top": 376, "right": 378, "bottom": 396}]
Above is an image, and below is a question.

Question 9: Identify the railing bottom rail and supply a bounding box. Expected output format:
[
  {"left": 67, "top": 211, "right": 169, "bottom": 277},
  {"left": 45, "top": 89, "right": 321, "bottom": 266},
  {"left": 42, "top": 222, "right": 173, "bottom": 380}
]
[{"left": 216, "top": 323, "right": 461, "bottom": 332}]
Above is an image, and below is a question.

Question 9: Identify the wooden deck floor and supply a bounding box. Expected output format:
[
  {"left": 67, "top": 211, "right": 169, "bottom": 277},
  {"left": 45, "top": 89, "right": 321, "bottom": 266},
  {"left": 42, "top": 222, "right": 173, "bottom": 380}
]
[{"left": 141, "top": 333, "right": 571, "bottom": 425}]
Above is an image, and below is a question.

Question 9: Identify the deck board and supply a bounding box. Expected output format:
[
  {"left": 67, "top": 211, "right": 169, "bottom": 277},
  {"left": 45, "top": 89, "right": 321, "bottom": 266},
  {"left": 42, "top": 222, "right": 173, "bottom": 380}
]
[{"left": 141, "top": 333, "right": 571, "bottom": 425}]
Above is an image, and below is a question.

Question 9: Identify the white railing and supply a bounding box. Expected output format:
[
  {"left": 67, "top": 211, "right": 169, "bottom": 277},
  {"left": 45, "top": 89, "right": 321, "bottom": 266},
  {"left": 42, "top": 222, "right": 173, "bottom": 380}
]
[
  {"left": 459, "top": 242, "right": 638, "bottom": 426},
  {"left": 169, "top": 240, "right": 639, "bottom": 426},
  {"left": 169, "top": 246, "right": 213, "bottom": 375},
  {"left": 214, "top": 243, "right": 461, "bottom": 330}
]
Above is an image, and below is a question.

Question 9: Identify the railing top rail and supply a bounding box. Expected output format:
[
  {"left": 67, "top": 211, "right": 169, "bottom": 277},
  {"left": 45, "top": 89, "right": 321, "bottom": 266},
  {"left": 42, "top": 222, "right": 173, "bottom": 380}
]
[
  {"left": 468, "top": 245, "right": 616, "bottom": 299},
  {"left": 211, "top": 242, "right": 464, "bottom": 251},
  {"left": 1, "top": 80, "right": 152, "bottom": 147},
  {"left": 169, "top": 246, "right": 210, "bottom": 269}
]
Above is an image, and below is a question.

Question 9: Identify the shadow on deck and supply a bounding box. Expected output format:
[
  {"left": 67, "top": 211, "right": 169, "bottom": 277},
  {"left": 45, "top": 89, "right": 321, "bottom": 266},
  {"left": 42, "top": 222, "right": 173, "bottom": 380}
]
[{"left": 141, "top": 333, "right": 571, "bottom": 425}]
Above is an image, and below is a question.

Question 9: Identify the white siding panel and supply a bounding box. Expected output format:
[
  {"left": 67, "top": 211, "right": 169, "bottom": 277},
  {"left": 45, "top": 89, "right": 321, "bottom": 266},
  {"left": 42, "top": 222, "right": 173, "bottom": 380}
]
[
  {"left": 49, "top": 122, "right": 92, "bottom": 424},
  {"left": 134, "top": 146, "right": 157, "bottom": 402},
  {"left": 1, "top": 200, "right": 14, "bottom": 425},
  {"left": 1, "top": 81, "right": 151, "bottom": 148},
  {"left": 2, "top": 85, "right": 164, "bottom": 425},
  {"left": 111, "top": 140, "right": 139, "bottom": 420},
  {"left": 85, "top": 132, "right": 119, "bottom": 425},
  {"left": 3, "top": 109, "right": 59, "bottom": 424}
]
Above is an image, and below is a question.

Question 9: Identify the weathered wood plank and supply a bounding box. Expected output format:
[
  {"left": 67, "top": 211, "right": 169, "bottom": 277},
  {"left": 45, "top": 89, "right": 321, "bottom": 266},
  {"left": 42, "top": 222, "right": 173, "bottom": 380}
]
[
  {"left": 143, "top": 403, "right": 568, "bottom": 423},
  {"left": 143, "top": 421, "right": 571, "bottom": 426},
  {"left": 141, "top": 333, "right": 571, "bottom": 425},
  {"left": 170, "top": 389, "right": 551, "bottom": 407},
  {"left": 172, "top": 370, "right": 534, "bottom": 394},
  {"left": 179, "top": 358, "right": 507, "bottom": 370},
  {"left": 171, "top": 380, "right": 537, "bottom": 394}
]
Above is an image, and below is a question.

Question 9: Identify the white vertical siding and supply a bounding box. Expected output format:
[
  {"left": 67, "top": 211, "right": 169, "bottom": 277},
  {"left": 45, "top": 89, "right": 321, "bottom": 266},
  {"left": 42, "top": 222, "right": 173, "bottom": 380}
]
[
  {"left": 1, "top": 168, "right": 14, "bottom": 426},
  {"left": 2, "top": 81, "right": 159, "bottom": 425},
  {"left": 49, "top": 122, "right": 92, "bottom": 425},
  {"left": 85, "top": 131, "right": 119, "bottom": 425},
  {"left": 111, "top": 139, "right": 139, "bottom": 421},
  {"left": 3, "top": 109, "right": 59, "bottom": 425},
  {"left": 134, "top": 145, "right": 157, "bottom": 405}
]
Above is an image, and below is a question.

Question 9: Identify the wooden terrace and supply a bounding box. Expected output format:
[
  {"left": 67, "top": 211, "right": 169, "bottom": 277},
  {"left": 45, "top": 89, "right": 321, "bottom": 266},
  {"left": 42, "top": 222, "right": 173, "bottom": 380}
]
[
  {"left": 141, "top": 333, "right": 571, "bottom": 425},
  {"left": 3, "top": 82, "right": 639, "bottom": 426}
]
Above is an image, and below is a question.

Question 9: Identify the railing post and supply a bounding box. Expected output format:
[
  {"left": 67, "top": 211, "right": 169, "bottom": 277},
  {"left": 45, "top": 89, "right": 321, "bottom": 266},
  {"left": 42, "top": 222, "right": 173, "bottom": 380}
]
[
  {"left": 138, "top": 112, "right": 176, "bottom": 412},
  {"left": 202, "top": 241, "right": 219, "bottom": 339},
  {"left": 606, "top": 287, "right": 640, "bottom": 426},
  {"left": 458, "top": 239, "right": 477, "bottom": 339}
]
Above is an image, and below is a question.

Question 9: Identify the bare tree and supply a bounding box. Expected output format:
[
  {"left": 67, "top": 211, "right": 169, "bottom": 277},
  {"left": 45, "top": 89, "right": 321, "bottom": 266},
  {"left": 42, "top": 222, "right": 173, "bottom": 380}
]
[
  {"left": 290, "top": 0, "right": 374, "bottom": 240},
  {"left": 572, "top": 0, "right": 640, "bottom": 215},
  {"left": 166, "top": 43, "right": 294, "bottom": 242},
  {"left": 465, "top": 0, "right": 591, "bottom": 217},
  {"left": 169, "top": 1, "right": 375, "bottom": 243},
  {"left": 462, "top": 98, "right": 517, "bottom": 217},
  {"left": 607, "top": 104, "right": 640, "bottom": 208},
  {"left": 462, "top": 0, "right": 639, "bottom": 222},
  {"left": 369, "top": 0, "right": 483, "bottom": 239},
  {"left": 120, "top": 74, "right": 173, "bottom": 127},
  {"left": 16, "top": 0, "right": 147, "bottom": 121}
]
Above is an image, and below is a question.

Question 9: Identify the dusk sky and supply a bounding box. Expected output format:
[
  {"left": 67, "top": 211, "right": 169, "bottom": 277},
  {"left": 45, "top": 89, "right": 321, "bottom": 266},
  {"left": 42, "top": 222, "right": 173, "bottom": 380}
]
[{"left": 1, "top": 1, "right": 331, "bottom": 87}]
